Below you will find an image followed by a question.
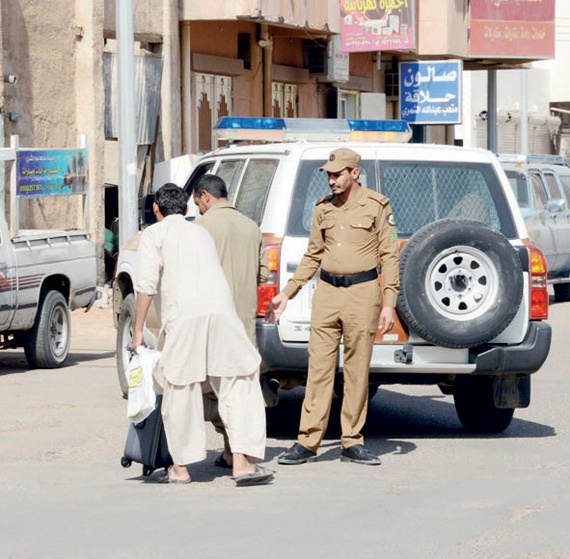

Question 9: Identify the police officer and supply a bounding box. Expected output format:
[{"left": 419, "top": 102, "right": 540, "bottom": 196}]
[{"left": 266, "top": 147, "right": 399, "bottom": 466}]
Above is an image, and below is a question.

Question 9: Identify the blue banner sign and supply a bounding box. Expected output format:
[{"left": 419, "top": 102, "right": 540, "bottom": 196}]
[
  {"left": 399, "top": 60, "right": 462, "bottom": 125},
  {"left": 16, "top": 149, "right": 88, "bottom": 197}
]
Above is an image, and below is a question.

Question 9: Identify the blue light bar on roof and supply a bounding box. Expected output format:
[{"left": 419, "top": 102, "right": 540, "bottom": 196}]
[
  {"left": 214, "top": 117, "right": 412, "bottom": 143},
  {"left": 347, "top": 119, "right": 410, "bottom": 132},
  {"left": 216, "top": 117, "right": 286, "bottom": 130}
]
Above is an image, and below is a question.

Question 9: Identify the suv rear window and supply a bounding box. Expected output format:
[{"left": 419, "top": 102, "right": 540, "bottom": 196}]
[
  {"left": 186, "top": 158, "right": 278, "bottom": 225},
  {"left": 381, "top": 162, "right": 504, "bottom": 237},
  {"left": 287, "top": 160, "right": 516, "bottom": 239},
  {"left": 234, "top": 159, "right": 279, "bottom": 224},
  {"left": 287, "top": 160, "right": 377, "bottom": 235}
]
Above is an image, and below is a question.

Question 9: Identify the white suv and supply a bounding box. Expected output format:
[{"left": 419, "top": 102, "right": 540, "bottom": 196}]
[{"left": 114, "top": 117, "right": 552, "bottom": 434}]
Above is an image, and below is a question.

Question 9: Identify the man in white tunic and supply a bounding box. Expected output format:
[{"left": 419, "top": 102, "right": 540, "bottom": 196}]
[{"left": 131, "top": 183, "right": 273, "bottom": 486}]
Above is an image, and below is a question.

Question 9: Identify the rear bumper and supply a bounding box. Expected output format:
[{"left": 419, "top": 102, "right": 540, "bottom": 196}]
[
  {"left": 471, "top": 320, "right": 551, "bottom": 375},
  {"left": 256, "top": 319, "right": 551, "bottom": 378},
  {"left": 256, "top": 320, "right": 309, "bottom": 373}
]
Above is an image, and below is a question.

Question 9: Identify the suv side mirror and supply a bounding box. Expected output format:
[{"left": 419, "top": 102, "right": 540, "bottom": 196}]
[
  {"left": 546, "top": 198, "right": 566, "bottom": 213},
  {"left": 142, "top": 194, "right": 157, "bottom": 226}
]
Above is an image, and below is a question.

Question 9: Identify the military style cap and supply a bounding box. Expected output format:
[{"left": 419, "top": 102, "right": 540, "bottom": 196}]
[{"left": 319, "top": 148, "right": 361, "bottom": 173}]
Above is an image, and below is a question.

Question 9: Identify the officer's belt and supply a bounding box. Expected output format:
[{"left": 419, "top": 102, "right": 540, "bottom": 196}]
[{"left": 320, "top": 268, "right": 378, "bottom": 288}]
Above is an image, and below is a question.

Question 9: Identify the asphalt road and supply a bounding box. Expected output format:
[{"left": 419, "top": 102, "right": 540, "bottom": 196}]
[{"left": 0, "top": 295, "right": 569, "bottom": 559}]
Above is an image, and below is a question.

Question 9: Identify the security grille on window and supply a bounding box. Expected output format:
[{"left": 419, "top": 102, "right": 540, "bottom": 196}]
[
  {"left": 384, "top": 70, "right": 399, "bottom": 99},
  {"left": 194, "top": 73, "right": 233, "bottom": 153},
  {"left": 272, "top": 83, "right": 297, "bottom": 118}
]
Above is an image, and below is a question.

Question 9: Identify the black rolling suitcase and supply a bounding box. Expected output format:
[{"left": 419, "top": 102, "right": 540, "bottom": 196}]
[{"left": 121, "top": 395, "right": 173, "bottom": 476}]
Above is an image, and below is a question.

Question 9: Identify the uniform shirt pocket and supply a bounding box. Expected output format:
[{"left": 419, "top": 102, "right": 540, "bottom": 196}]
[
  {"left": 349, "top": 217, "right": 374, "bottom": 231},
  {"left": 318, "top": 220, "right": 336, "bottom": 232},
  {"left": 349, "top": 216, "right": 375, "bottom": 244}
]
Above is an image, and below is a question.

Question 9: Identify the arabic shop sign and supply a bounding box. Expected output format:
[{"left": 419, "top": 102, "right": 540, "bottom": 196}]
[
  {"left": 399, "top": 60, "right": 462, "bottom": 125},
  {"left": 16, "top": 149, "right": 89, "bottom": 197},
  {"left": 340, "top": 0, "right": 416, "bottom": 53},
  {"left": 470, "top": 0, "right": 554, "bottom": 59}
]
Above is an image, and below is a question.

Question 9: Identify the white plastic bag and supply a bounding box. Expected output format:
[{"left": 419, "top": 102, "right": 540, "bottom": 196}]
[{"left": 127, "top": 346, "right": 161, "bottom": 424}]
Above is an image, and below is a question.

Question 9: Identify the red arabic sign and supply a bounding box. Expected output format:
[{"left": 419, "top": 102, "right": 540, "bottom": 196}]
[
  {"left": 340, "top": 0, "right": 415, "bottom": 53},
  {"left": 470, "top": 0, "right": 555, "bottom": 58}
]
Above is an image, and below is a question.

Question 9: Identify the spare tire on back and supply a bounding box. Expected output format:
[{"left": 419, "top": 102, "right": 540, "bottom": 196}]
[{"left": 397, "top": 219, "right": 524, "bottom": 349}]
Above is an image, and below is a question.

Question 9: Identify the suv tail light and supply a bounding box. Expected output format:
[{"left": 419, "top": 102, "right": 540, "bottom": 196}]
[
  {"left": 257, "top": 237, "right": 281, "bottom": 317},
  {"left": 527, "top": 244, "right": 548, "bottom": 320}
]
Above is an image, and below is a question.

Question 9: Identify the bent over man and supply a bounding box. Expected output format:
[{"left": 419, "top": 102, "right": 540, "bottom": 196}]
[
  {"left": 132, "top": 183, "right": 273, "bottom": 486},
  {"left": 266, "top": 148, "right": 399, "bottom": 466},
  {"left": 193, "top": 174, "right": 271, "bottom": 470}
]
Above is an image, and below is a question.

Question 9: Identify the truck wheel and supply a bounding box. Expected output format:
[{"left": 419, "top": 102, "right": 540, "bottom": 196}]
[
  {"left": 554, "top": 282, "right": 570, "bottom": 302},
  {"left": 24, "top": 290, "right": 71, "bottom": 368},
  {"left": 398, "top": 219, "right": 524, "bottom": 348},
  {"left": 453, "top": 377, "right": 514, "bottom": 434},
  {"left": 116, "top": 293, "right": 135, "bottom": 398}
]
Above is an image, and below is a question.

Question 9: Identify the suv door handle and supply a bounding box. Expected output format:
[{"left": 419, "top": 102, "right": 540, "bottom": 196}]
[{"left": 287, "top": 262, "right": 299, "bottom": 273}]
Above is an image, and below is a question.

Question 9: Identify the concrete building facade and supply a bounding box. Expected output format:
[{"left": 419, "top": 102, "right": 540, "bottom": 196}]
[{"left": 0, "top": 1, "right": 553, "bottom": 282}]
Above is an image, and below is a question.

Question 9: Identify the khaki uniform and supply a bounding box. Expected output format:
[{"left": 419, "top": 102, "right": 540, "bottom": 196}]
[
  {"left": 195, "top": 201, "right": 269, "bottom": 342},
  {"left": 196, "top": 202, "right": 270, "bottom": 453},
  {"left": 282, "top": 186, "right": 399, "bottom": 452}
]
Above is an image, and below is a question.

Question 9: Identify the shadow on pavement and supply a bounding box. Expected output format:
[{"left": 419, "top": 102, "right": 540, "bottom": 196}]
[
  {"left": 0, "top": 350, "right": 116, "bottom": 376},
  {"left": 266, "top": 386, "right": 556, "bottom": 443},
  {"left": 66, "top": 351, "right": 116, "bottom": 365}
]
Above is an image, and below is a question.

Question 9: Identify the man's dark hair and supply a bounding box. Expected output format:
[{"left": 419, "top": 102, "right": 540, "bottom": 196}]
[
  {"left": 193, "top": 174, "right": 228, "bottom": 199},
  {"left": 155, "top": 183, "right": 189, "bottom": 216}
]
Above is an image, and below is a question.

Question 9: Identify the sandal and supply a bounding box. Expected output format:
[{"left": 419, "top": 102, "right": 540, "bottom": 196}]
[
  {"left": 158, "top": 466, "right": 191, "bottom": 484},
  {"left": 232, "top": 465, "right": 274, "bottom": 487}
]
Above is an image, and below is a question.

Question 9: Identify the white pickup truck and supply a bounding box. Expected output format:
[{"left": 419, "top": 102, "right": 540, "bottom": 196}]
[{"left": 0, "top": 142, "right": 98, "bottom": 368}]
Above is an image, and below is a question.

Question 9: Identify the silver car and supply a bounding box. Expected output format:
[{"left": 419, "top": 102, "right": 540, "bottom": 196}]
[{"left": 500, "top": 154, "right": 570, "bottom": 302}]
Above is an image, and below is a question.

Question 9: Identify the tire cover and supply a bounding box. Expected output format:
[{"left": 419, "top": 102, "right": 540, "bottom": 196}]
[{"left": 397, "top": 219, "right": 524, "bottom": 349}]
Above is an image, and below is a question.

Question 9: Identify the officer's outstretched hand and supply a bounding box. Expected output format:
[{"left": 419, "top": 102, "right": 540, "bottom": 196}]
[
  {"left": 265, "top": 293, "right": 289, "bottom": 323},
  {"left": 378, "top": 306, "right": 397, "bottom": 335}
]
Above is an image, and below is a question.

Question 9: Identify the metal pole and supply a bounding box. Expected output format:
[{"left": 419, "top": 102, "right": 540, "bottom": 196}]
[
  {"left": 0, "top": 116, "right": 5, "bottom": 218},
  {"left": 116, "top": 0, "right": 139, "bottom": 247},
  {"left": 487, "top": 69, "right": 498, "bottom": 154},
  {"left": 520, "top": 69, "right": 528, "bottom": 155},
  {"left": 9, "top": 135, "right": 19, "bottom": 238},
  {"left": 260, "top": 24, "right": 273, "bottom": 117}
]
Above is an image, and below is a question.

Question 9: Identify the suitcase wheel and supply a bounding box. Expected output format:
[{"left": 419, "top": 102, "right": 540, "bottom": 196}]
[{"left": 120, "top": 456, "right": 132, "bottom": 468}]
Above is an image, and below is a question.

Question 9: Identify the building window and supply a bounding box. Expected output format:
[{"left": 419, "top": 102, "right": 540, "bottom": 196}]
[
  {"left": 237, "top": 33, "right": 251, "bottom": 71},
  {"left": 193, "top": 73, "right": 233, "bottom": 152},
  {"left": 384, "top": 70, "right": 399, "bottom": 99},
  {"left": 338, "top": 90, "right": 360, "bottom": 119},
  {"left": 272, "top": 83, "right": 297, "bottom": 117}
]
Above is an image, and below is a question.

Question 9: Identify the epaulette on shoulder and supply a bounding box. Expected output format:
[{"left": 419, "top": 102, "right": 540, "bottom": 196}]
[
  {"left": 315, "top": 194, "right": 334, "bottom": 206},
  {"left": 366, "top": 190, "right": 389, "bottom": 206}
]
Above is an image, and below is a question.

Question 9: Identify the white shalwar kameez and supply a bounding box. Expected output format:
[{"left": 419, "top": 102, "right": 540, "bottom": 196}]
[{"left": 135, "top": 214, "right": 266, "bottom": 465}]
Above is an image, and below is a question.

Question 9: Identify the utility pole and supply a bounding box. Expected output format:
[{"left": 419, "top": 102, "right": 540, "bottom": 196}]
[
  {"left": 520, "top": 69, "right": 528, "bottom": 155},
  {"left": 116, "top": 0, "right": 138, "bottom": 247},
  {"left": 487, "top": 69, "right": 498, "bottom": 154}
]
